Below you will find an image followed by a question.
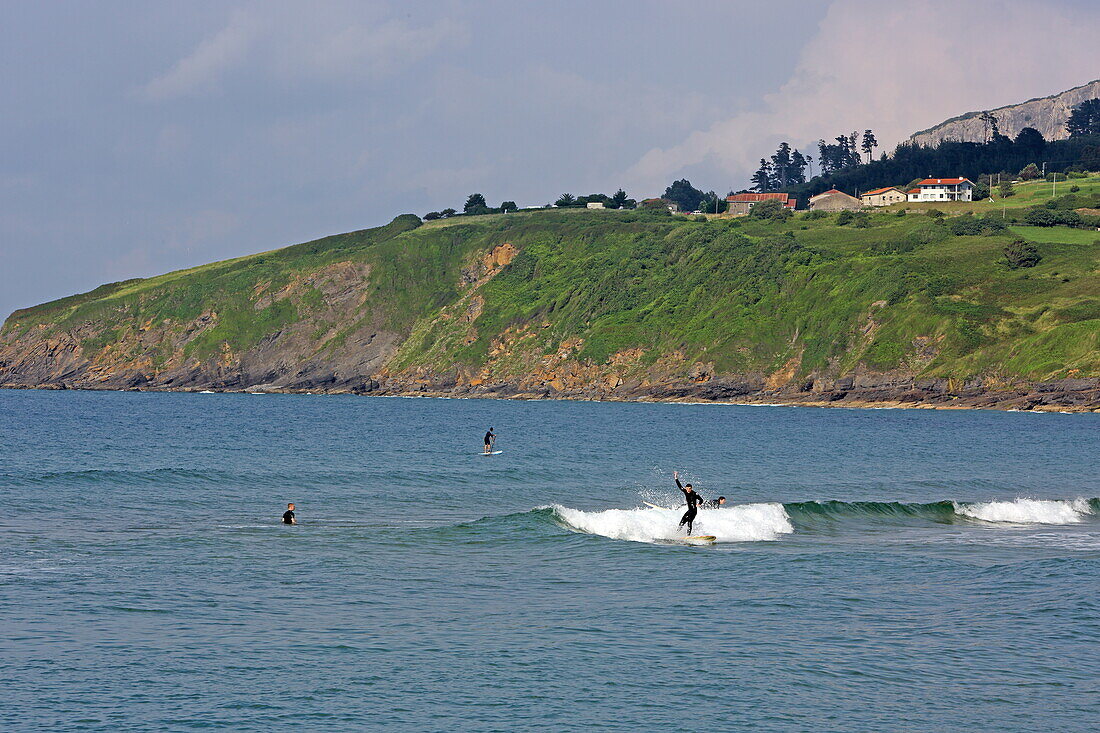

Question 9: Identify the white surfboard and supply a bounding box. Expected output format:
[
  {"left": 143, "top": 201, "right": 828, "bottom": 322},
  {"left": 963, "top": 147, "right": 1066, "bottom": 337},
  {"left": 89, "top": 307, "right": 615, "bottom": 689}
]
[
  {"left": 643, "top": 501, "right": 667, "bottom": 509},
  {"left": 480, "top": 450, "right": 504, "bottom": 456}
]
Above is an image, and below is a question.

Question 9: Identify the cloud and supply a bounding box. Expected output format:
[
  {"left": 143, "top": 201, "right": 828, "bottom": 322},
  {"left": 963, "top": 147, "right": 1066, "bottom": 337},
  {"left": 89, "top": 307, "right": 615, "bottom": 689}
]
[
  {"left": 622, "top": 0, "right": 1100, "bottom": 192},
  {"left": 141, "top": 7, "right": 467, "bottom": 100},
  {"left": 142, "top": 10, "right": 255, "bottom": 100}
]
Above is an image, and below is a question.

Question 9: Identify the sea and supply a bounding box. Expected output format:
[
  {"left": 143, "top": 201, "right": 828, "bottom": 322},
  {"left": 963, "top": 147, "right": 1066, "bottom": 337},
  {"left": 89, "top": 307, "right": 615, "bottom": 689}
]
[{"left": 2, "top": 389, "right": 1098, "bottom": 732}]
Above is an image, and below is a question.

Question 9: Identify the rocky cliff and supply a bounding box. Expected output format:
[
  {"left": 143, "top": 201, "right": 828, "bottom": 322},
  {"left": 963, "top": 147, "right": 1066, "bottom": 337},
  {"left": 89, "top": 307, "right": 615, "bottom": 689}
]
[
  {"left": 3, "top": 209, "right": 1099, "bottom": 411},
  {"left": 908, "top": 79, "right": 1100, "bottom": 147}
]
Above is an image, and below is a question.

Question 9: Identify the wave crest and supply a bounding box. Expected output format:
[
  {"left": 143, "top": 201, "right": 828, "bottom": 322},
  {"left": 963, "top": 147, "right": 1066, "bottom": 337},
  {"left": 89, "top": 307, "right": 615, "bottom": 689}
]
[
  {"left": 550, "top": 503, "right": 794, "bottom": 544},
  {"left": 955, "top": 498, "right": 1095, "bottom": 524}
]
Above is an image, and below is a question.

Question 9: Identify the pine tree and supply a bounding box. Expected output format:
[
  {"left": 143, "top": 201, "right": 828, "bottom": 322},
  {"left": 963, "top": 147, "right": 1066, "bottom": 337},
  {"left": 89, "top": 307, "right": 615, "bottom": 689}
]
[
  {"left": 770, "top": 142, "right": 793, "bottom": 188},
  {"left": 1066, "top": 99, "right": 1100, "bottom": 136},
  {"left": 751, "top": 159, "right": 773, "bottom": 192},
  {"left": 861, "top": 130, "right": 878, "bottom": 164}
]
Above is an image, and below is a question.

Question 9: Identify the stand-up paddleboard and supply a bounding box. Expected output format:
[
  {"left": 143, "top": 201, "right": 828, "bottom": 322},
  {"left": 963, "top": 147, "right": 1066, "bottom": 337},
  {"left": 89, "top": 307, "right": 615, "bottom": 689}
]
[{"left": 480, "top": 450, "right": 504, "bottom": 456}]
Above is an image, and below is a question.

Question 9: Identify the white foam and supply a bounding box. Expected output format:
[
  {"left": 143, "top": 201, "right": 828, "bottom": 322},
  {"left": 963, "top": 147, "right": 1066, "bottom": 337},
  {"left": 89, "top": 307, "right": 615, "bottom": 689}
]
[
  {"left": 956, "top": 498, "right": 1093, "bottom": 524},
  {"left": 551, "top": 503, "right": 794, "bottom": 543}
]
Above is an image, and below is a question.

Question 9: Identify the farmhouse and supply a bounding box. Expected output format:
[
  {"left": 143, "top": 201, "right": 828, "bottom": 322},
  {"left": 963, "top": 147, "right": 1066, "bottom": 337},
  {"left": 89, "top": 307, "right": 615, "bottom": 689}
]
[
  {"left": 808, "top": 189, "right": 862, "bottom": 212},
  {"left": 860, "top": 186, "right": 907, "bottom": 207},
  {"left": 909, "top": 178, "right": 974, "bottom": 202},
  {"left": 725, "top": 192, "right": 796, "bottom": 216}
]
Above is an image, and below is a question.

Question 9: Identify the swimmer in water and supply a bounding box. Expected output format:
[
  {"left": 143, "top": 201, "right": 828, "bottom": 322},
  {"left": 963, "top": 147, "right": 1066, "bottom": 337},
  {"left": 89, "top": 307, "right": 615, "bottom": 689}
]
[{"left": 282, "top": 503, "right": 296, "bottom": 525}]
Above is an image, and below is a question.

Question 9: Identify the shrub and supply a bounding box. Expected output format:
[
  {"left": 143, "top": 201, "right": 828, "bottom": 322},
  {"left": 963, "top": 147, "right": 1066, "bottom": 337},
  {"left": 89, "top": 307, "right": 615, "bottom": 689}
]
[
  {"left": 802, "top": 210, "right": 828, "bottom": 220},
  {"left": 1024, "top": 207, "right": 1081, "bottom": 227},
  {"left": 424, "top": 211, "right": 442, "bottom": 221},
  {"left": 895, "top": 209, "right": 907, "bottom": 217},
  {"left": 925, "top": 208, "right": 945, "bottom": 218},
  {"left": 836, "top": 209, "right": 855, "bottom": 225},
  {"left": 949, "top": 215, "right": 983, "bottom": 236},
  {"left": 979, "top": 217, "right": 1008, "bottom": 234},
  {"left": 999, "top": 181, "right": 1015, "bottom": 198},
  {"left": 852, "top": 212, "right": 872, "bottom": 228},
  {"left": 694, "top": 215, "right": 708, "bottom": 222},
  {"left": 1003, "top": 239, "right": 1042, "bottom": 268},
  {"left": 749, "top": 199, "right": 791, "bottom": 220},
  {"left": 1070, "top": 185, "right": 1081, "bottom": 192}
]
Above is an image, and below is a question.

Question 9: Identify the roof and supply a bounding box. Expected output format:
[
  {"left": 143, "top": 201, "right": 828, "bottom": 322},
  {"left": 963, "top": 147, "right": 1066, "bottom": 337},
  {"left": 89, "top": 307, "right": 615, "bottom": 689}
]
[
  {"left": 907, "top": 188, "right": 920, "bottom": 194},
  {"left": 918, "top": 178, "right": 973, "bottom": 186},
  {"left": 809, "top": 188, "right": 858, "bottom": 200},
  {"left": 862, "top": 187, "right": 903, "bottom": 196},
  {"left": 725, "top": 192, "right": 791, "bottom": 202}
]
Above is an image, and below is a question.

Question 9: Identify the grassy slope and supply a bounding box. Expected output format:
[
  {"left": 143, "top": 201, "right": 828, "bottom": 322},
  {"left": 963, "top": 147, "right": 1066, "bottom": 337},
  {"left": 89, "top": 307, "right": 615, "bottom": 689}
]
[{"left": 4, "top": 203, "right": 1099, "bottom": 384}]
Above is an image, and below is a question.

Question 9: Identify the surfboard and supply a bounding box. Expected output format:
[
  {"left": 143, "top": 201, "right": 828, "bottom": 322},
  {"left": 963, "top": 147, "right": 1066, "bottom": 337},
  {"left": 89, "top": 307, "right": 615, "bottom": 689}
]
[
  {"left": 684, "top": 535, "right": 717, "bottom": 543},
  {"left": 480, "top": 450, "right": 504, "bottom": 455}
]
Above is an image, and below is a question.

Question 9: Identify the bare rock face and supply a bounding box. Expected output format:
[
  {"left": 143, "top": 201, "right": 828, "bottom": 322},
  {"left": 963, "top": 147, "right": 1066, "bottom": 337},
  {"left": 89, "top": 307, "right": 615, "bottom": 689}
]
[{"left": 908, "top": 79, "right": 1100, "bottom": 146}]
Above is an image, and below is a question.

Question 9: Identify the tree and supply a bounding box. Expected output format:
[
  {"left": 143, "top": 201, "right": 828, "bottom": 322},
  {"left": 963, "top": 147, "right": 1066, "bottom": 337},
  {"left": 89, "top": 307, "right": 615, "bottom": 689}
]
[
  {"left": 699, "top": 191, "right": 727, "bottom": 214},
  {"left": 771, "top": 142, "right": 793, "bottom": 187},
  {"left": 1018, "top": 163, "right": 1041, "bottom": 181},
  {"left": 663, "top": 179, "right": 706, "bottom": 212},
  {"left": 424, "top": 211, "right": 442, "bottom": 220},
  {"left": 464, "top": 193, "right": 488, "bottom": 214},
  {"left": 555, "top": 193, "right": 576, "bottom": 207},
  {"left": 750, "top": 159, "right": 772, "bottom": 192},
  {"left": 861, "top": 130, "right": 878, "bottom": 163},
  {"left": 440, "top": 208, "right": 457, "bottom": 218},
  {"left": 1014, "top": 127, "right": 1046, "bottom": 156},
  {"left": 979, "top": 111, "right": 1000, "bottom": 142},
  {"left": 998, "top": 180, "right": 1015, "bottom": 198},
  {"left": 610, "top": 189, "right": 629, "bottom": 208},
  {"left": 789, "top": 149, "right": 808, "bottom": 185},
  {"left": 500, "top": 201, "right": 517, "bottom": 213},
  {"left": 1066, "top": 99, "right": 1100, "bottom": 137}
]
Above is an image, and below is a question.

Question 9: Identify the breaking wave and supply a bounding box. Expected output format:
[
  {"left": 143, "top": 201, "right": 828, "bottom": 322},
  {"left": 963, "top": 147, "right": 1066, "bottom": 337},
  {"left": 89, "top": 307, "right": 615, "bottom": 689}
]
[
  {"left": 549, "top": 503, "right": 794, "bottom": 543},
  {"left": 955, "top": 498, "right": 1096, "bottom": 524},
  {"left": 538, "top": 497, "right": 1099, "bottom": 545}
]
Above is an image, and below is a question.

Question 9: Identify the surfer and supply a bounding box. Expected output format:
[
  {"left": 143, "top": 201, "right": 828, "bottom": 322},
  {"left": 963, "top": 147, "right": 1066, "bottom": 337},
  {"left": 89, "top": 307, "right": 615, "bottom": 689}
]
[
  {"left": 484, "top": 427, "right": 496, "bottom": 454},
  {"left": 674, "top": 471, "right": 704, "bottom": 534},
  {"left": 702, "top": 496, "right": 727, "bottom": 509},
  {"left": 282, "top": 502, "right": 296, "bottom": 525}
]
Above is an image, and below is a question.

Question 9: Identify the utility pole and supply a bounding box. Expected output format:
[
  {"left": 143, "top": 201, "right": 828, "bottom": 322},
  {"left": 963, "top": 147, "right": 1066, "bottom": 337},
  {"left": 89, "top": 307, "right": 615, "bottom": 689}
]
[{"left": 1052, "top": 172, "right": 1058, "bottom": 197}]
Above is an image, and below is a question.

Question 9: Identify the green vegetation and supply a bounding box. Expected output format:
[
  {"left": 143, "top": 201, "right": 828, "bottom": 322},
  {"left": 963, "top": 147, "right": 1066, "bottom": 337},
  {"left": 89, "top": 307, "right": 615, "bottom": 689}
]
[{"left": 4, "top": 206, "right": 1099, "bottom": 383}]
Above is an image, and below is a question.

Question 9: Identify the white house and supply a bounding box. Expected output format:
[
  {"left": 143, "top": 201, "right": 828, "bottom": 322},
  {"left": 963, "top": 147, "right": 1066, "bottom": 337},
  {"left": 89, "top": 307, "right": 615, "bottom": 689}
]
[
  {"left": 586, "top": 201, "right": 605, "bottom": 209},
  {"left": 909, "top": 178, "right": 974, "bottom": 202}
]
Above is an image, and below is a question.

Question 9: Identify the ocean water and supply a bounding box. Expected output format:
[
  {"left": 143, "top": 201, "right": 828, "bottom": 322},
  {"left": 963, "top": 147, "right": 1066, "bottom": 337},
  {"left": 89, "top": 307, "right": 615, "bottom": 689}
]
[{"left": 2, "top": 390, "right": 1098, "bottom": 732}]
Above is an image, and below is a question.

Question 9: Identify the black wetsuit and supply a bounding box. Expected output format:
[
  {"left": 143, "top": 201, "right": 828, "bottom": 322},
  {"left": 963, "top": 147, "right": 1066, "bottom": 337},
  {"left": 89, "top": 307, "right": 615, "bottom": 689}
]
[
  {"left": 701, "top": 499, "right": 723, "bottom": 509},
  {"left": 676, "top": 478, "right": 704, "bottom": 533},
  {"left": 282, "top": 510, "right": 295, "bottom": 525},
  {"left": 484, "top": 431, "right": 495, "bottom": 450}
]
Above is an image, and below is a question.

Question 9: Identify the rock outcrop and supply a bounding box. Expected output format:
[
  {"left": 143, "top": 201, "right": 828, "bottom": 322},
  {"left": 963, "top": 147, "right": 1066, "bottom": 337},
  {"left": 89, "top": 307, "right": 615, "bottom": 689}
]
[{"left": 908, "top": 79, "right": 1100, "bottom": 147}]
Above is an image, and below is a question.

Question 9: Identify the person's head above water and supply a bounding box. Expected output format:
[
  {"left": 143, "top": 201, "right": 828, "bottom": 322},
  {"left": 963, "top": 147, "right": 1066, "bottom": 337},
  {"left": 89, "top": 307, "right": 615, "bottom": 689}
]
[
  {"left": 287, "top": 502, "right": 295, "bottom": 510},
  {"left": 718, "top": 497, "right": 726, "bottom": 504}
]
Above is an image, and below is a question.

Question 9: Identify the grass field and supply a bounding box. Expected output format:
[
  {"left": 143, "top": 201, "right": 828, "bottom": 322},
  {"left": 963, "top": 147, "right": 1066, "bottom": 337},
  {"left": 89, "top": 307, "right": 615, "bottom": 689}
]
[{"left": 4, "top": 204, "right": 1099, "bottom": 382}]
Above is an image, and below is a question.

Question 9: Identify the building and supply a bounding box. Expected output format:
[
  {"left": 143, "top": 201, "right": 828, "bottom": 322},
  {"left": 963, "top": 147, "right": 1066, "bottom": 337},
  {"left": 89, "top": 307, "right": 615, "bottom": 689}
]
[
  {"left": 910, "top": 178, "right": 974, "bottom": 202},
  {"left": 724, "top": 192, "right": 796, "bottom": 216},
  {"left": 586, "top": 201, "right": 605, "bottom": 209},
  {"left": 860, "top": 186, "right": 907, "bottom": 207},
  {"left": 641, "top": 198, "right": 679, "bottom": 213},
  {"left": 808, "top": 189, "right": 863, "bottom": 212},
  {"left": 906, "top": 188, "right": 921, "bottom": 202}
]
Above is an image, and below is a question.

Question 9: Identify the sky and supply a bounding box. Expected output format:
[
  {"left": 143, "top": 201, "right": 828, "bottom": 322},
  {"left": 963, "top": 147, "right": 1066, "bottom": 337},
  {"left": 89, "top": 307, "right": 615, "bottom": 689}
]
[{"left": 1, "top": 0, "right": 1098, "bottom": 318}]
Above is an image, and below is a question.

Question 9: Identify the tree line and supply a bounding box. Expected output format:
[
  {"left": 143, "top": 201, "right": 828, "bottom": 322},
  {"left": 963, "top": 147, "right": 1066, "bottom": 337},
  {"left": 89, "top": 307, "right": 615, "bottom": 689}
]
[{"left": 424, "top": 189, "right": 638, "bottom": 220}]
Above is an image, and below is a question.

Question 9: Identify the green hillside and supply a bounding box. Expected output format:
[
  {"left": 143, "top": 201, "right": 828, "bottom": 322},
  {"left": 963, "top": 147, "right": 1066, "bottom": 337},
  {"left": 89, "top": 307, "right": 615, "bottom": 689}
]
[{"left": 2, "top": 203, "right": 1099, "bottom": 399}]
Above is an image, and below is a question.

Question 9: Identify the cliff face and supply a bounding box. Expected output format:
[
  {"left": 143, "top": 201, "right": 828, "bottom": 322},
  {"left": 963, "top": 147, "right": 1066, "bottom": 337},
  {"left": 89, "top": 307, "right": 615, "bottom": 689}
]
[
  {"left": 908, "top": 79, "right": 1100, "bottom": 147},
  {"left": 2, "top": 209, "right": 1099, "bottom": 411}
]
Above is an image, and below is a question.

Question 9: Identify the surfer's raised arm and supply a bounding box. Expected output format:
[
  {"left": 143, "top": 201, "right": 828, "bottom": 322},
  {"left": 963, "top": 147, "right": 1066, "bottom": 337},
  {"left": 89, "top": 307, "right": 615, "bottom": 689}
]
[{"left": 674, "top": 470, "right": 683, "bottom": 490}]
